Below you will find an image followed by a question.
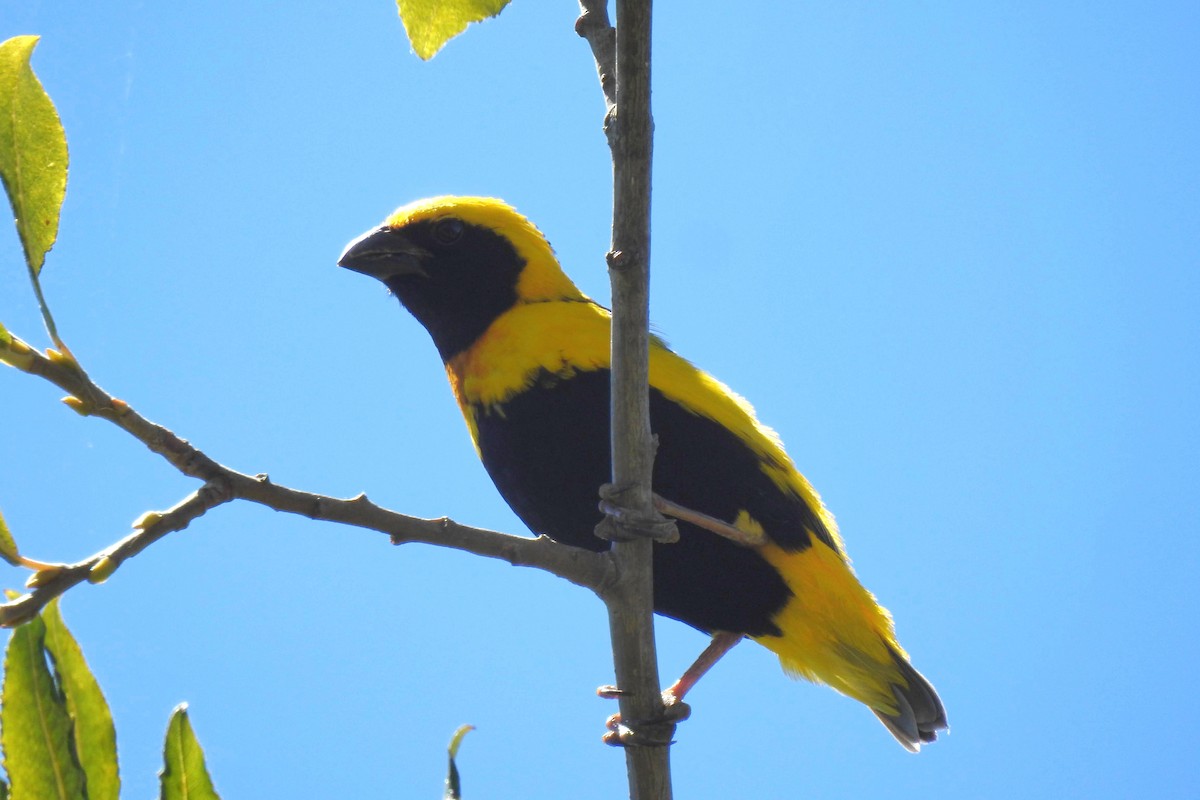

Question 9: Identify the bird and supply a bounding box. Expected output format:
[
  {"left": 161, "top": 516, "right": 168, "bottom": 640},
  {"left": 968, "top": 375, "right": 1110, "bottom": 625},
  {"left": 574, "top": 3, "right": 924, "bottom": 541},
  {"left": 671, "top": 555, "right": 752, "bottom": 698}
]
[{"left": 338, "top": 196, "right": 947, "bottom": 751}]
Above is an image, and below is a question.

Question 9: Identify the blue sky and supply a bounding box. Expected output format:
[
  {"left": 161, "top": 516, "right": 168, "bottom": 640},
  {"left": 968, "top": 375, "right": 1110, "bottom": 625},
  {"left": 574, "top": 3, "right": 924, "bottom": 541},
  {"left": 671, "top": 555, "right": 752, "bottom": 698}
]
[{"left": 2, "top": 2, "right": 1198, "bottom": 797}]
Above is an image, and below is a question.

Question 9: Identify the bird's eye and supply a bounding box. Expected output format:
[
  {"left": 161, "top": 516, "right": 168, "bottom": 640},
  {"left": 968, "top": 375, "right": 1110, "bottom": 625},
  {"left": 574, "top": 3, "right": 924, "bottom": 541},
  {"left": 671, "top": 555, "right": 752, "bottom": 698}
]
[{"left": 432, "top": 217, "right": 465, "bottom": 246}]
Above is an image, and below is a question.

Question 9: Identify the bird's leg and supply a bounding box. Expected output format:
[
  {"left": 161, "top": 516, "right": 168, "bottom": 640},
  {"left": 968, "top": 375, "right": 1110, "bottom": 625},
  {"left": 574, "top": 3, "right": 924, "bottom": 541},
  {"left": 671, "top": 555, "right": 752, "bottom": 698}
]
[
  {"left": 598, "top": 631, "right": 745, "bottom": 745},
  {"left": 652, "top": 494, "right": 766, "bottom": 548},
  {"left": 663, "top": 630, "right": 745, "bottom": 705}
]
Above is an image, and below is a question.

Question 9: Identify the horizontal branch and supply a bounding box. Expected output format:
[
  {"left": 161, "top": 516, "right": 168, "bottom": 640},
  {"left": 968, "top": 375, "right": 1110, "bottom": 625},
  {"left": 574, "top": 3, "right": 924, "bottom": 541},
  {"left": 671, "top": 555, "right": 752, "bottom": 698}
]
[
  {"left": 1, "top": 335, "right": 223, "bottom": 480},
  {"left": 229, "top": 473, "right": 611, "bottom": 593},
  {"left": 1, "top": 481, "right": 233, "bottom": 626},
  {"left": 0, "top": 332, "right": 612, "bottom": 623}
]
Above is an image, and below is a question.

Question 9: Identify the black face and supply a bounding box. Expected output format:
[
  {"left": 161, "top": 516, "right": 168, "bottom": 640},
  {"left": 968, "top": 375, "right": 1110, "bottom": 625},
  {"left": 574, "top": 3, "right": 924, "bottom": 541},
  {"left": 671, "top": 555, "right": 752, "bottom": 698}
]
[{"left": 340, "top": 217, "right": 526, "bottom": 361}]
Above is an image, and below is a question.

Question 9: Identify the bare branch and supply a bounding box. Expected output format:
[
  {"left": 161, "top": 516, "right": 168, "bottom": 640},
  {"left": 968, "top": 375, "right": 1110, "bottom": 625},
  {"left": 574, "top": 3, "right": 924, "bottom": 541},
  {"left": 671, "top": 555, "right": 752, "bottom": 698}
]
[
  {"left": 1, "top": 480, "right": 233, "bottom": 626},
  {"left": 588, "top": 0, "right": 675, "bottom": 797},
  {"left": 230, "top": 474, "right": 610, "bottom": 592},
  {"left": 3, "top": 335, "right": 223, "bottom": 481},
  {"left": 0, "top": 332, "right": 611, "bottom": 622},
  {"left": 576, "top": 0, "right": 617, "bottom": 126}
]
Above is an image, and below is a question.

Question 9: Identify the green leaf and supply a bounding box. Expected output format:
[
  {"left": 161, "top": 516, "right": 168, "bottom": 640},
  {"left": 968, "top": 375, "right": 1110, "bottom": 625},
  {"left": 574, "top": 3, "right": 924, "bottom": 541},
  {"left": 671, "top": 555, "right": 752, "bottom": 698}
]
[
  {"left": 158, "top": 704, "right": 221, "bottom": 800},
  {"left": 443, "top": 724, "right": 474, "bottom": 800},
  {"left": 396, "top": 0, "right": 511, "bottom": 60},
  {"left": 1, "top": 613, "right": 87, "bottom": 800},
  {"left": 0, "top": 506, "right": 20, "bottom": 566},
  {"left": 42, "top": 600, "right": 120, "bottom": 800},
  {"left": 0, "top": 36, "right": 68, "bottom": 276}
]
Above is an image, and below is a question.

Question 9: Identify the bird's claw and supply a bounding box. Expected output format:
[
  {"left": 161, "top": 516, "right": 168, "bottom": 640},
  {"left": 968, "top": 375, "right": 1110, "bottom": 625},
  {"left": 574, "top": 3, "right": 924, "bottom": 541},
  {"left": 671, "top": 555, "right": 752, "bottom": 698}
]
[
  {"left": 594, "top": 483, "right": 679, "bottom": 543},
  {"left": 598, "top": 688, "right": 691, "bottom": 747}
]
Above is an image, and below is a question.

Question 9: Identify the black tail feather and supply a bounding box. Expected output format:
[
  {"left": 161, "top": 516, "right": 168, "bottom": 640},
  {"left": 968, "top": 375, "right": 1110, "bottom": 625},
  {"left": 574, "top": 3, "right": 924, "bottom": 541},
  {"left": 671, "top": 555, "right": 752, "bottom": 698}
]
[{"left": 873, "top": 650, "right": 948, "bottom": 752}]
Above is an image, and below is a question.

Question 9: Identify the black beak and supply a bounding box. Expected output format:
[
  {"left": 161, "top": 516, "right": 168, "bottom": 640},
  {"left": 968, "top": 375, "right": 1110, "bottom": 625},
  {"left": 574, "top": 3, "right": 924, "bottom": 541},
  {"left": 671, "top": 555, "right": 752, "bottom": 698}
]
[{"left": 337, "top": 227, "right": 429, "bottom": 282}]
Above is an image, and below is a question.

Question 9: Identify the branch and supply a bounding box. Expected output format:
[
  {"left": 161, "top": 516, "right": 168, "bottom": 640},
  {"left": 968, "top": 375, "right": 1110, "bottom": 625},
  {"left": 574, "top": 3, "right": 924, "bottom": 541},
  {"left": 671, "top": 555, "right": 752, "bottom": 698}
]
[
  {"left": 580, "top": 1, "right": 674, "bottom": 797},
  {"left": 0, "top": 336, "right": 224, "bottom": 481},
  {"left": 0, "top": 332, "right": 611, "bottom": 623},
  {"left": 1, "top": 481, "right": 234, "bottom": 626},
  {"left": 576, "top": 0, "right": 617, "bottom": 130},
  {"left": 230, "top": 475, "right": 610, "bottom": 592}
]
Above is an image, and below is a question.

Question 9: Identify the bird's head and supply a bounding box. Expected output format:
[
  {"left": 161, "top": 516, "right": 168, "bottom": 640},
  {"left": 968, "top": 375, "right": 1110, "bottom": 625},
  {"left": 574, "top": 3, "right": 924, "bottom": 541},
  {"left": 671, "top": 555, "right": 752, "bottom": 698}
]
[{"left": 339, "top": 196, "right": 587, "bottom": 360}]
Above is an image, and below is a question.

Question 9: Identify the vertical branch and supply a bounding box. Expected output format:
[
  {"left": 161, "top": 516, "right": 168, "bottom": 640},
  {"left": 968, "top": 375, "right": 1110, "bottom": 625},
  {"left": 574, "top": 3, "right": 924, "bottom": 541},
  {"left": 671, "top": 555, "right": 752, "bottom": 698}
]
[
  {"left": 608, "top": 4, "right": 655, "bottom": 507},
  {"left": 586, "top": 1, "right": 674, "bottom": 798},
  {"left": 575, "top": 0, "right": 617, "bottom": 121}
]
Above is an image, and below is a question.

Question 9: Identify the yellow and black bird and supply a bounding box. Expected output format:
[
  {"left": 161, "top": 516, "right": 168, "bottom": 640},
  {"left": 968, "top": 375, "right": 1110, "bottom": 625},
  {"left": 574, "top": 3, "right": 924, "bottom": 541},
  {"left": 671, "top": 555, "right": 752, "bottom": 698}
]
[{"left": 339, "top": 196, "right": 947, "bottom": 750}]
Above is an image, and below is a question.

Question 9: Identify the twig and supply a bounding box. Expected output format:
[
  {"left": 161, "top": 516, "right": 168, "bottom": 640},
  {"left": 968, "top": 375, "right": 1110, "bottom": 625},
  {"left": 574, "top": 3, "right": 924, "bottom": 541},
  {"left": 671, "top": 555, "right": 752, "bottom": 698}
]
[
  {"left": 234, "top": 475, "right": 609, "bottom": 592},
  {"left": 1, "top": 481, "right": 234, "bottom": 626},
  {"left": 576, "top": 0, "right": 617, "bottom": 132},
  {"left": 2, "top": 335, "right": 223, "bottom": 480},
  {"left": 0, "top": 332, "right": 611, "bottom": 622}
]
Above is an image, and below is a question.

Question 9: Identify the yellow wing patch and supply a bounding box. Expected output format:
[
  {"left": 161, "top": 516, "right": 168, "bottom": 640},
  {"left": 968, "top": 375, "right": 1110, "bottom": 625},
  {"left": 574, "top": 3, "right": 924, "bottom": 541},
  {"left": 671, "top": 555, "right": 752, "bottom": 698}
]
[
  {"left": 446, "top": 296, "right": 842, "bottom": 553},
  {"left": 646, "top": 342, "right": 842, "bottom": 552},
  {"left": 423, "top": 193, "right": 842, "bottom": 554}
]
